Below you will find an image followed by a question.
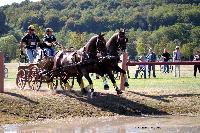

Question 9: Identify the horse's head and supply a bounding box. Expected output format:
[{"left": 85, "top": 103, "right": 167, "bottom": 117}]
[
  {"left": 96, "top": 33, "right": 107, "bottom": 54},
  {"left": 117, "top": 29, "right": 128, "bottom": 52},
  {"left": 106, "top": 29, "right": 128, "bottom": 56},
  {"left": 84, "top": 33, "right": 107, "bottom": 58}
]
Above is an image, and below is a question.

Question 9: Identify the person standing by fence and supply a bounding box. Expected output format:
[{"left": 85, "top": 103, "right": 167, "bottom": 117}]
[
  {"left": 161, "top": 49, "right": 171, "bottom": 73},
  {"left": 173, "top": 46, "right": 181, "bottom": 77},
  {"left": 193, "top": 50, "right": 200, "bottom": 78},
  {"left": 146, "top": 48, "right": 156, "bottom": 78}
]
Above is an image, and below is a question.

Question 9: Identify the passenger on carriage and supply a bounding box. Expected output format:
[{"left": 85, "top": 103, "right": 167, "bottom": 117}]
[
  {"left": 20, "top": 25, "right": 40, "bottom": 64},
  {"left": 43, "top": 28, "right": 58, "bottom": 56}
]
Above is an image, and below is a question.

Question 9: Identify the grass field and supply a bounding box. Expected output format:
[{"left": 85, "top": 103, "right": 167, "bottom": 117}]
[{"left": 4, "top": 63, "right": 200, "bottom": 91}]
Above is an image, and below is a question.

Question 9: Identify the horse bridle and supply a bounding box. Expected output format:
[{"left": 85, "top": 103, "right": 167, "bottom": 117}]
[
  {"left": 116, "top": 33, "right": 128, "bottom": 52},
  {"left": 96, "top": 37, "right": 106, "bottom": 54}
]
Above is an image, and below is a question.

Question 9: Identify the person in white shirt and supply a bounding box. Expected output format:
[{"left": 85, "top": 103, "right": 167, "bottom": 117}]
[{"left": 173, "top": 46, "right": 181, "bottom": 77}]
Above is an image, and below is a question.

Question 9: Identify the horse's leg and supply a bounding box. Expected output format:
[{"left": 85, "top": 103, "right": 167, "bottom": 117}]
[
  {"left": 77, "top": 75, "right": 88, "bottom": 94},
  {"left": 107, "top": 71, "right": 123, "bottom": 95},
  {"left": 114, "top": 65, "right": 129, "bottom": 87},
  {"left": 82, "top": 71, "right": 94, "bottom": 98},
  {"left": 47, "top": 73, "right": 56, "bottom": 94},
  {"left": 61, "top": 75, "right": 72, "bottom": 91}
]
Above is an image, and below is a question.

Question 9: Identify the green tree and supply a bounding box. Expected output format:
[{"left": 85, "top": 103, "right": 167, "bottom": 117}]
[
  {"left": 136, "top": 38, "right": 146, "bottom": 55},
  {"left": 67, "top": 32, "right": 87, "bottom": 49},
  {"left": 0, "top": 35, "right": 18, "bottom": 62}
]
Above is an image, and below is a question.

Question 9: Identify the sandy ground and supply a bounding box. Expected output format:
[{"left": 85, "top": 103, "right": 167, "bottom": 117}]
[{"left": 1, "top": 86, "right": 200, "bottom": 124}]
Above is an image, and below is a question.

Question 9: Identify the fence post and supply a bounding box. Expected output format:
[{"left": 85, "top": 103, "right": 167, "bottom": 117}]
[
  {"left": 0, "top": 52, "right": 4, "bottom": 93},
  {"left": 120, "top": 52, "right": 128, "bottom": 91}
]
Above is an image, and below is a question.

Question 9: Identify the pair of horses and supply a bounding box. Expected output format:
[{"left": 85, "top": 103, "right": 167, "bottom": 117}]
[{"left": 38, "top": 30, "right": 129, "bottom": 96}]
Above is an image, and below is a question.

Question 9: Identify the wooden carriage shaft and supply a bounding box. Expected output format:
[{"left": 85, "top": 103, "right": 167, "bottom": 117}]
[{"left": 126, "top": 61, "right": 200, "bottom": 66}]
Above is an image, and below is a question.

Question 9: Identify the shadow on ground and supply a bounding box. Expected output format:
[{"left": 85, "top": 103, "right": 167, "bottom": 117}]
[
  {"left": 4, "top": 92, "right": 39, "bottom": 104},
  {"left": 59, "top": 90, "right": 169, "bottom": 116}
]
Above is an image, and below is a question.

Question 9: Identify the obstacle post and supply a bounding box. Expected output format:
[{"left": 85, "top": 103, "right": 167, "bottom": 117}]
[
  {"left": 120, "top": 52, "right": 128, "bottom": 91},
  {"left": 0, "top": 52, "right": 4, "bottom": 93}
]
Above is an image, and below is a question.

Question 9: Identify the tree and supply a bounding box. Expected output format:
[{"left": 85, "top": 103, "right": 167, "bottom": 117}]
[
  {"left": 0, "top": 10, "right": 9, "bottom": 35},
  {"left": 45, "top": 15, "right": 64, "bottom": 32},
  {"left": 181, "top": 43, "right": 194, "bottom": 59},
  {"left": 0, "top": 35, "right": 18, "bottom": 62},
  {"left": 67, "top": 32, "right": 87, "bottom": 49},
  {"left": 136, "top": 38, "right": 146, "bottom": 56}
]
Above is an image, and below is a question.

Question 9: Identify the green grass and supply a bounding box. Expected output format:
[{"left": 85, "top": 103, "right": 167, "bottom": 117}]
[{"left": 4, "top": 63, "right": 200, "bottom": 91}]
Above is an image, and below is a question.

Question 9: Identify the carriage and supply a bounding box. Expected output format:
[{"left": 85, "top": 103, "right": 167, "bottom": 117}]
[
  {"left": 15, "top": 49, "right": 59, "bottom": 91},
  {"left": 15, "top": 49, "right": 76, "bottom": 91},
  {"left": 16, "top": 63, "right": 42, "bottom": 90}
]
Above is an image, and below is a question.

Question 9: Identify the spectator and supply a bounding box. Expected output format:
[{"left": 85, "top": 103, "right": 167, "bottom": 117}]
[
  {"left": 193, "top": 50, "right": 200, "bottom": 78},
  {"left": 134, "top": 56, "right": 146, "bottom": 79},
  {"left": 146, "top": 48, "right": 156, "bottom": 78},
  {"left": 161, "top": 49, "right": 171, "bottom": 73},
  {"left": 173, "top": 46, "right": 182, "bottom": 77},
  {"left": 20, "top": 25, "right": 40, "bottom": 63}
]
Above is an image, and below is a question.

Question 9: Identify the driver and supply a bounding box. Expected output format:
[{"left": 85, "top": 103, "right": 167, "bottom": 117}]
[{"left": 20, "top": 25, "right": 40, "bottom": 63}]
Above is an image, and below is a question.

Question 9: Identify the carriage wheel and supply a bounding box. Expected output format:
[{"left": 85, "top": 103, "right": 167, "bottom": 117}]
[
  {"left": 28, "top": 66, "right": 42, "bottom": 91},
  {"left": 16, "top": 69, "right": 26, "bottom": 89}
]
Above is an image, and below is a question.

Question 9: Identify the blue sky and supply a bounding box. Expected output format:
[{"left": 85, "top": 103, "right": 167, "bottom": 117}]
[{"left": 0, "top": 0, "right": 41, "bottom": 7}]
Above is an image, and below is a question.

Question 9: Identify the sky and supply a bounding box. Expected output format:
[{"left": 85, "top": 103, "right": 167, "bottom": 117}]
[{"left": 0, "top": 0, "right": 41, "bottom": 7}]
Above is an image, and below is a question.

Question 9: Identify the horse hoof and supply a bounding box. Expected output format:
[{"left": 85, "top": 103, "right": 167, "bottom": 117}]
[
  {"left": 93, "top": 92, "right": 98, "bottom": 97},
  {"left": 124, "top": 82, "right": 129, "bottom": 87},
  {"left": 104, "top": 85, "right": 109, "bottom": 90}
]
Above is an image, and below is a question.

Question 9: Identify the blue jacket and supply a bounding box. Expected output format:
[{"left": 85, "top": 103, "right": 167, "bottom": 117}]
[{"left": 146, "top": 52, "right": 156, "bottom": 62}]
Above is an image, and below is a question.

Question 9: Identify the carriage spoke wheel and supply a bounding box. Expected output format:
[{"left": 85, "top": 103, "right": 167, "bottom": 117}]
[
  {"left": 28, "top": 66, "right": 42, "bottom": 91},
  {"left": 16, "top": 69, "right": 26, "bottom": 89}
]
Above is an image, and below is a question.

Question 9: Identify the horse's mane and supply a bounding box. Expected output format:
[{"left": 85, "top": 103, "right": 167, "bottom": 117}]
[
  {"left": 106, "top": 33, "right": 118, "bottom": 47},
  {"left": 84, "top": 35, "right": 98, "bottom": 52}
]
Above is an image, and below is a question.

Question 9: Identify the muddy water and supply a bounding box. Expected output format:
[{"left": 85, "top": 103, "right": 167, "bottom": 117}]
[{"left": 1, "top": 116, "right": 200, "bottom": 133}]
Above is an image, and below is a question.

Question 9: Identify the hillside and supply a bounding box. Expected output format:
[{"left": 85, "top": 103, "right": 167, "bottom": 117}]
[{"left": 0, "top": 0, "right": 200, "bottom": 61}]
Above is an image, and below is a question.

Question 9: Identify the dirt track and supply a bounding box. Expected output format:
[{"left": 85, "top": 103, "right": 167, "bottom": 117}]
[{"left": 1, "top": 86, "right": 200, "bottom": 124}]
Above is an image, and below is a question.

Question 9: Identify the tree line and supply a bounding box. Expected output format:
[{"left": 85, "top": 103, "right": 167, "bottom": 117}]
[{"left": 0, "top": 0, "right": 199, "bottom": 62}]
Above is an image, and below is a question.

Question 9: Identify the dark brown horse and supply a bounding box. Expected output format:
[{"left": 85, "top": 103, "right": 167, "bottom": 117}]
[
  {"left": 72, "top": 30, "right": 128, "bottom": 95},
  {"left": 47, "top": 33, "right": 107, "bottom": 95},
  {"left": 103, "top": 29, "right": 129, "bottom": 90}
]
